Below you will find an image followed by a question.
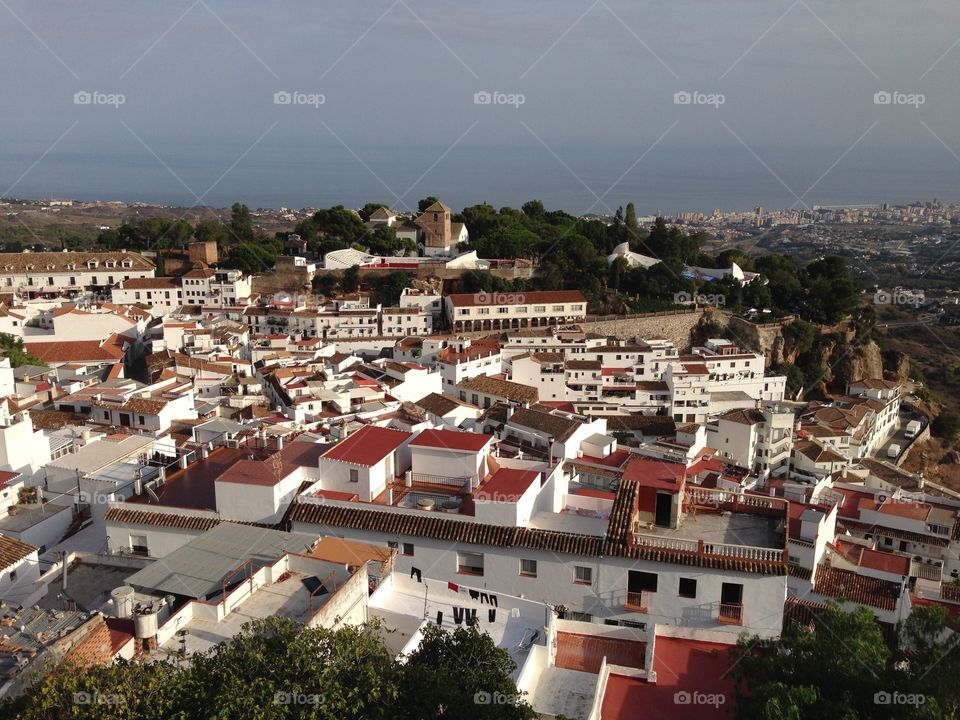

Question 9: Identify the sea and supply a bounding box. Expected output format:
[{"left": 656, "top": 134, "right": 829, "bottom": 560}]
[{"left": 3, "top": 142, "right": 958, "bottom": 215}]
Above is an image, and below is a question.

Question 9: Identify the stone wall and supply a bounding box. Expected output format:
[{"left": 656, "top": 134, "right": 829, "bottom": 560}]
[{"left": 580, "top": 309, "right": 726, "bottom": 352}]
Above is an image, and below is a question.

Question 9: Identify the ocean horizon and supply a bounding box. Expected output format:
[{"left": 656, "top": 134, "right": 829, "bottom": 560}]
[{"left": 3, "top": 143, "right": 958, "bottom": 216}]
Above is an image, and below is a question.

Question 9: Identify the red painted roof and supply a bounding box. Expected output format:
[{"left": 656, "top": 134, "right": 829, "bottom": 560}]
[
  {"left": 475, "top": 468, "right": 540, "bottom": 502},
  {"left": 621, "top": 455, "right": 685, "bottom": 490},
  {"left": 576, "top": 488, "right": 616, "bottom": 500},
  {"left": 216, "top": 459, "right": 286, "bottom": 486},
  {"left": 321, "top": 426, "right": 411, "bottom": 466},
  {"left": 581, "top": 448, "right": 632, "bottom": 469},
  {"left": 409, "top": 428, "right": 494, "bottom": 453},
  {"left": 601, "top": 636, "right": 735, "bottom": 720},
  {"left": 860, "top": 548, "right": 911, "bottom": 575}
]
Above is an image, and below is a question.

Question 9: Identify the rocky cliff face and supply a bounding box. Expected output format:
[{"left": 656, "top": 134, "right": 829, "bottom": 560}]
[
  {"left": 723, "top": 314, "right": 898, "bottom": 396},
  {"left": 841, "top": 339, "right": 885, "bottom": 383}
]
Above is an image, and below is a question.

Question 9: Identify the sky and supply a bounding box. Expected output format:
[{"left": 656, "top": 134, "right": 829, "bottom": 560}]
[{"left": 2, "top": 0, "right": 959, "bottom": 214}]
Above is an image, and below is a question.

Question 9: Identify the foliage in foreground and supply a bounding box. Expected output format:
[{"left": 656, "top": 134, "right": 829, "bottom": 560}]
[
  {"left": 733, "top": 604, "right": 960, "bottom": 720},
  {"left": 0, "top": 333, "right": 45, "bottom": 368},
  {"left": 3, "top": 617, "right": 538, "bottom": 720}
]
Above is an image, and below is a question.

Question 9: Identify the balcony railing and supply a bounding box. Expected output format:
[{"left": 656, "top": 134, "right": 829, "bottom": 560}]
[
  {"left": 405, "top": 472, "right": 470, "bottom": 491},
  {"left": 629, "top": 531, "right": 786, "bottom": 563},
  {"left": 718, "top": 603, "right": 743, "bottom": 625},
  {"left": 684, "top": 486, "right": 788, "bottom": 513},
  {"left": 624, "top": 590, "right": 651, "bottom": 612},
  {"left": 911, "top": 561, "right": 942, "bottom": 582}
]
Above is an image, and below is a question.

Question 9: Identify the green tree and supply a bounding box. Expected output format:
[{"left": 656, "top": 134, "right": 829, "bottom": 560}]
[
  {"left": 366, "top": 226, "right": 416, "bottom": 257},
  {"left": 359, "top": 203, "right": 390, "bottom": 222},
  {"left": 733, "top": 604, "right": 960, "bottom": 720},
  {"left": 803, "top": 256, "right": 859, "bottom": 324},
  {"left": 369, "top": 271, "right": 414, "bottom": 306},
  {"left": 418, "top": 197, "right": 440, "bottom": 213},
  {"left": 624, "top": 202, "right": 638, "bottom": 235},
  {"left": 342, "top": 265, "right": 361, "bottom": 293},
  {"left": 5, "top": 617, "right": 537, "bottom": 720},
  {"left": 932, "top": 411, "right": 958, "bottom": 442},
  {"left": 0, "top": 333, "right": 45, "bottom": 367},
  {"left": 398, "top": 624, "right": 537, "bottom": 720},
  {"left": 228, "top": 203, "right": 256, "bottom": 245},
  {"left": 193, "top": 218, "right": 230, "bottom": 247},
  {"left": 296, "top": 206, "right": 367, "bottom": 247},
  {"left": 521, "top": 200, "right": 545, "bottom": 218}
]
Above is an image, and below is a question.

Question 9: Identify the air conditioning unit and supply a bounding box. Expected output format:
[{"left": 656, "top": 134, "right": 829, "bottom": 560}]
[{"left": 226, "top": 438, "right": 239, "bottom": 449}]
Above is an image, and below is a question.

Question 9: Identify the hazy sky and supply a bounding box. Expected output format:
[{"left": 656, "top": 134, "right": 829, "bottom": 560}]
[{"left": 2, "top": 1, "right": 959, "bottom": 213}]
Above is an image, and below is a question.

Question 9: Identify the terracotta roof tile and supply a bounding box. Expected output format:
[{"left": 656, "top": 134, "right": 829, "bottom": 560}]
[
  {"left": 104, "top": 507, "right": 221, "bottom": 532},
  {"left": 446, "top": 290, "right": 585, "bottom": 308},
  {"left": 290, "top": 502, "right": 603, "bottom": 556},
  {"left": 0, "top": 534, "right": 37, "bottom": 568},
  {"left": 813, "top": 565, "right": 901, "bottom": 611}
]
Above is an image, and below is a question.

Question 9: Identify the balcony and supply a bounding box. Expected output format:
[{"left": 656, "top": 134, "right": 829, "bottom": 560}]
[
  {"left": 629, "top": 532, "right": 786, "bottom": 564},
  {"left": 623, "top": 590, "right": 651, "bottom": 612},
  {"left": 717, "top": 603, "right": 743, "bottom": 625},
  {"left": 402, "top": 472, "right": 472, "bottom": 495},
  {"left": 910, "top": 560, "right": 942, "bottom": 583}
]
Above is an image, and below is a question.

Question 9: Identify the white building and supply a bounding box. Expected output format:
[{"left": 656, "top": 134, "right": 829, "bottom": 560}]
[
  {"left": 445, "top": 290, "right": 587, "bottom": 333},
  {"left": 0, "top": 251, "right": 154, "bottom": 297}
]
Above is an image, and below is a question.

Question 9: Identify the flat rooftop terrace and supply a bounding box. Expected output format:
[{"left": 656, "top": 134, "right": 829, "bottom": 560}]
[
  {"left": 369, "top": 575, "right": 549, "bottom": 677},
  {"left": 128, "top": 444, "right": 275, "bottom": 511},
  {"left": 648, "top": 510, "right": 783, "bottom": 549},
  {"left": 159, "top": 571, "right": 319, "bottom": 657}
]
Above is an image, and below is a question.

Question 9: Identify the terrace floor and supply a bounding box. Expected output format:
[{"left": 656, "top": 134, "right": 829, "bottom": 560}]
[
  {"left": 159, "top": 572, "right": 318, "bottom": 656},
  {"left": 647, "top": 510, "right": 782, "bottom": 549},
  {"left": 529, "top": 666, "right": 597, "bottom": 720},
  {"left": 128, "top": 445, "right": 275, "bottom": 511}
]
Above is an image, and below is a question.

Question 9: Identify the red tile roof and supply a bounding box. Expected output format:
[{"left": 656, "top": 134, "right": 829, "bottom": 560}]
[
  {"left": 0, "top": 534, "right": 38, "bottom": 568},
  {"left": 291, "top": 502, "right": 603, "bottom": 555},
  {"left": 119, "top": 276, "right": 180, "bottom": 289},
  {"left": 320, "top": 425, "right": 411, "bottom": 467},
  {"left": 25, "top": 335, "right": 127, "bottom": 363},
  {"left": 104, "top": 507, "right": 221, "bottom": 531},
  {"left": 409, "top": 428, "right": 494, "bottom": 453},
  {"left": 446, "top": 290, "right": 586, "bottom": 307},
  {"left": 813, "top": 565, "right": 901, "bottom": 610}
]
